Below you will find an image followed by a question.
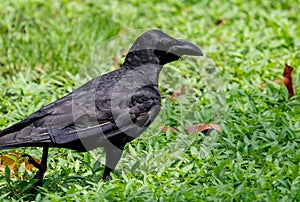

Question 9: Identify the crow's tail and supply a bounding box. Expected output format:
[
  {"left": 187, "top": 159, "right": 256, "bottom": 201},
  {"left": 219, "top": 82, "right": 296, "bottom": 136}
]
[{"left": 0, "top": 124, "right": 51, "bottom": 150}]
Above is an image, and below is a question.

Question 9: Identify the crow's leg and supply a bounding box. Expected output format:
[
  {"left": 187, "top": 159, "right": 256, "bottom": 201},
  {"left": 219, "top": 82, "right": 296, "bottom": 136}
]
[
  {"left": 25, "top": 146, "right": 49, "bottom": 187},
  {"left": 34, "top": 146, "right": 49, "bottom": 187},
  {"left": 103, "top": 143, "right": 125, "bottom": 181},
  {"left": 22, "top": 146, "right": 49, "bottom": 189}
]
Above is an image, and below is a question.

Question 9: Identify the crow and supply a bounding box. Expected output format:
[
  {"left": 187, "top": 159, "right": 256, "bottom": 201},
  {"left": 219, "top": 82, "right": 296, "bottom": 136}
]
[{"left": 0, "top": 29, "right": 202, "bottom": 186}]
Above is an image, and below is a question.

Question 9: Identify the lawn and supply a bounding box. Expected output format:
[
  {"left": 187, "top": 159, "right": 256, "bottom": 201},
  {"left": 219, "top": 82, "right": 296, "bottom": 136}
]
[{"left": 0, "top": 0, "right": 299, "bottom": 201}]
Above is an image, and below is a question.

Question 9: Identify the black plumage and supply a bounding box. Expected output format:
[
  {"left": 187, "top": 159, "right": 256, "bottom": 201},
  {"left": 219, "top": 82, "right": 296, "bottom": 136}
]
[{"left": 0, "top": 29, "right": 202, "bottom": 185}]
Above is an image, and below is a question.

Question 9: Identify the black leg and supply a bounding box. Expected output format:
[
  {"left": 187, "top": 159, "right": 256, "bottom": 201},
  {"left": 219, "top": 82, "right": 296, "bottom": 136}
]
[
  {"left": 33, "top": 146, "right": 49, "bottom": 187},
  {"left": 103, "top": 144, "right": 125, "bottom": 181}
]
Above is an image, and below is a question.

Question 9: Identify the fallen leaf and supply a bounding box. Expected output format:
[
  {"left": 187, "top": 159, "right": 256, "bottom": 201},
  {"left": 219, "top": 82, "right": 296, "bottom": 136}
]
[
  {"left": 184, "top": 123, "right": 221, "bottom": 135},
  {"left": 215, "top": 19, "right": 227, "bottom": 25},
  {"left": 161, "top": 126, "right": 179, "bottom": 133},
  {"left": 0, "top": 152, "right": 40, "bottom": 175},
  {"left": 283, "top": 64, "right": 295, "bottom": 98}
]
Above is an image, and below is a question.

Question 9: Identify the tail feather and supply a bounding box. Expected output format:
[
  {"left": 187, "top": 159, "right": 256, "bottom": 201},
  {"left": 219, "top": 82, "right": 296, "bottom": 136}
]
[{"left": 0, "top": 124, "right": 51, "bottom": 149}]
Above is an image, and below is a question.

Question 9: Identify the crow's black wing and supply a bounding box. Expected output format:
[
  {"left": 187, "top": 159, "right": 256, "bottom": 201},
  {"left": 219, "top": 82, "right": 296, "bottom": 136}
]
[{"left": 0, "top": 77, "right": 161, "bottom": 151}]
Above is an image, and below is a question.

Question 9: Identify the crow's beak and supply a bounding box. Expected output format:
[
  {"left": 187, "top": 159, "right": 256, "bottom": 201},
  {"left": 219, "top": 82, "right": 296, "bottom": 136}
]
[{"left": 168, "top": 40, "right": 203, "bottom": 57}]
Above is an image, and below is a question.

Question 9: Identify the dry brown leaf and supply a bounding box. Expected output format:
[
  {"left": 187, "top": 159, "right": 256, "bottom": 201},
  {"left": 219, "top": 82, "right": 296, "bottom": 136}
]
[
  {"left": 0, "top": 152, "right": 40, "bottom": 175},
  {"left": 215, "top": 19, "right": 227, "bottom": 25},
  {"left": 283, "top": 64, "right": 295, "bottom": 98},
  {"left": 184, "top": 123, "right": 221, "bottom": 135},
  {"left": 161, "top": 126, "right": 179, "bottom": 133}
]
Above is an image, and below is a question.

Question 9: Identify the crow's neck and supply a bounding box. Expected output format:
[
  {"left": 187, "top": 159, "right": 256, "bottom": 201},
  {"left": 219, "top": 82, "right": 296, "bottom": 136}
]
[
  {"left": 122, "top": 50, "right": 163, "bottom": 86},
  {"left": 123, "top": 50, "right": 161, "bottom": 68}
]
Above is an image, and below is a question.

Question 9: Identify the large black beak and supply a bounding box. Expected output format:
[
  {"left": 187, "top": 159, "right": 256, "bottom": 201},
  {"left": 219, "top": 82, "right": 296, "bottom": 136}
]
[{"left": 168, "top": 40, "right": 203, "bottom": 57}]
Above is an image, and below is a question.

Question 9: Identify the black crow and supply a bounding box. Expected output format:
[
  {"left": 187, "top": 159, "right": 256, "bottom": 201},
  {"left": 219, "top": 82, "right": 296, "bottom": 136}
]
[{"left": 0, "top": 29, "right": 202, "bottom": 186}]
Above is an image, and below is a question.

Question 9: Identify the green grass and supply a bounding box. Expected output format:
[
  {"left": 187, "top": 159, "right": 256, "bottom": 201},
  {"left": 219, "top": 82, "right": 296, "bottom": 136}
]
[{"left": 0, "top": 0, "right": 299, "bottom": 201}]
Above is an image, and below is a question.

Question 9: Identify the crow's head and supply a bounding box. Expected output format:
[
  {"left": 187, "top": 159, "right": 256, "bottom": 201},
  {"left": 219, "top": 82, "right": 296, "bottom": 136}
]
[{"left": 124, "top": 29, "right": 203, "bottom": 66}]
